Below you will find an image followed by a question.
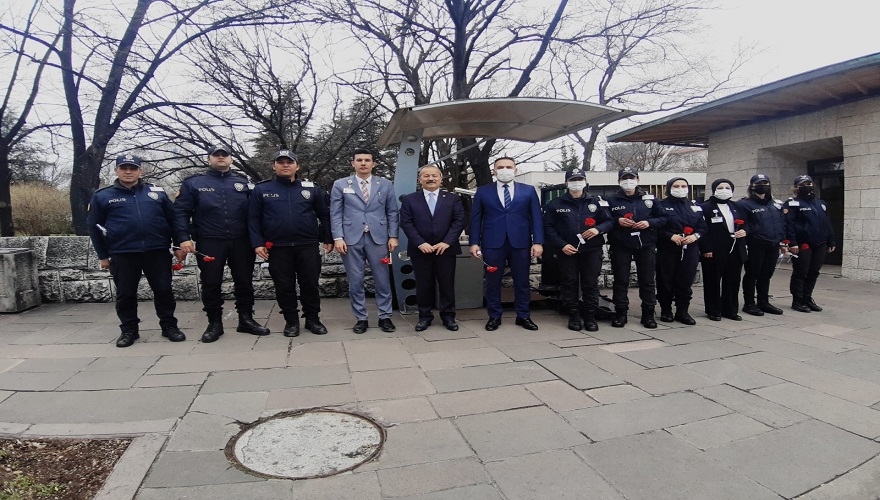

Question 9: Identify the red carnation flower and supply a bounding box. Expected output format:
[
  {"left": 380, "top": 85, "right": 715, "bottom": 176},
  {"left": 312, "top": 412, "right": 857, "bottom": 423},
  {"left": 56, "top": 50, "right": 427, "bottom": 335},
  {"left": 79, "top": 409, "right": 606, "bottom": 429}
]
[
  {"left": 683, "top": 226, "right": 694, "bottom": 235},
  {"left": 265, "top": 241, "right": 274, "bottom": 249},
  {"left": 380, "top": 257, "right": 392, "bottom": 265},
  {"left": 624, "top": 213, "right": 634, "bottom": 219},
  {"left": 203, "top": 256, "right": 216, "bottom": 262},
  {"left": 734, "top": 219, "right": 745, "bottom": 226},
  {"left": 486, "top": 266, "right": 499, "bottom": 273},
  {"left": 782, "top": 239, "right": 790, "bottom": 245},
  {"left": 585, "top": 217, "right": 596, "bottom": 227},
  {"left": 171, "top": 263, "right": 183, "bottom": 271},
  {"left": 801, "top": 243, "right": 809, "bottom": 250}
]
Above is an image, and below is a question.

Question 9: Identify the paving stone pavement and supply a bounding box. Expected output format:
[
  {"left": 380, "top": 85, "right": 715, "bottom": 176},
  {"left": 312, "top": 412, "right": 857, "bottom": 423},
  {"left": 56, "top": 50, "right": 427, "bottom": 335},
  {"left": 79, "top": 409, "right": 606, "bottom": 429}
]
[{"left": 5, "top": 267, "right": 880, "bottom": 498}]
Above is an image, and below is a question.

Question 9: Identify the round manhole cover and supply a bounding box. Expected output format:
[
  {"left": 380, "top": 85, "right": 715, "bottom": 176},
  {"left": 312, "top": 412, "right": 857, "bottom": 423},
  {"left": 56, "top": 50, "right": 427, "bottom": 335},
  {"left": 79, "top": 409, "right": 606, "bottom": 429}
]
[{"left": 226, "top": 409, "right": 384, "bottom": 479}]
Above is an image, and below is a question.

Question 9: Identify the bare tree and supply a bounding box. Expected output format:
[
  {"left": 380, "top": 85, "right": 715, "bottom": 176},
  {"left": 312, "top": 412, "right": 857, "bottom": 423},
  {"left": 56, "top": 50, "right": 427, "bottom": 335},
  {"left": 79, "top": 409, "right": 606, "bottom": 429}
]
[
  {"left": 549, "top": 0, "right": 749, "bottom": 169},
  {"left": 310, "top": 0, "right": 571, "bottom": 187},
  {"left": 0, "top": 0, "right": 62, "bottom": 235},
  {"left": 49, "top": 0, "right": 302, "bottom": 234}
]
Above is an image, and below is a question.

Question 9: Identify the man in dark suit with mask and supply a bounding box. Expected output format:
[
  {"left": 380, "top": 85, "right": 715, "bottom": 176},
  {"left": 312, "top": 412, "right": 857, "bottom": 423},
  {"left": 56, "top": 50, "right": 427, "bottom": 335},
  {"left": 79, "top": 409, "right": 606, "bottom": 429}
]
[{"left": 399, "top": 165, "right": 466, "bottom": 331}]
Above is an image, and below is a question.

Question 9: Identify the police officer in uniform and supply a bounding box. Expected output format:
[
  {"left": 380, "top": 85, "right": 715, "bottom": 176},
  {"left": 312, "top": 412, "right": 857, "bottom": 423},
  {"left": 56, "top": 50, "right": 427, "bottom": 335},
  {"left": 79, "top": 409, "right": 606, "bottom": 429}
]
[
  {"left": 656, "top": 177, "right": 707, "bottom": 325},
  {"left": 543, "top": 168, "right": 614, "bottom": 332},
  {"left": 738, "top": 174, "right": 785, "bottom": 316},
  {"left": 87, "top": 155, "right": 186, "bottom": 347},
  {"left": 606, "top": 167, "right": 667, "bottom": 329},
  {"left": 699, "top": 179, "right": 748, "bottom": 321},
  {"left": 248, "top": 150, "right": 333, "bottom": 337},
  {"left": 783, "top": 174, "right": 836, "bottom": 313},
  {"left": 173, "top": 145, "right": 269, "bottom": 342}
]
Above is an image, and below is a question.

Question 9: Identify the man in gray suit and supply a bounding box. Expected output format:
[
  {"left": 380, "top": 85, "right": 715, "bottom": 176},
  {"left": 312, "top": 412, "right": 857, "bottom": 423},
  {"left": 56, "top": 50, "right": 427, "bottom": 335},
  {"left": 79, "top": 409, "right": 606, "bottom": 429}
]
[{"left": 330, "top": 148, "right": 400, "bottom": 333}]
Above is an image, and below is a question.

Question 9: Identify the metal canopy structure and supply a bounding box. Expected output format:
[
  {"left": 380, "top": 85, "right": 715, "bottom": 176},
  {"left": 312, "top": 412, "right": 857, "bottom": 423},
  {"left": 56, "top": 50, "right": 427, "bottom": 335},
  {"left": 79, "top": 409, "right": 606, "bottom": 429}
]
[
  {"left": 609, "top": 52, "right": 880, "bottom": 146},
  {"left": 378, "top": 97, "right": 633, "bottom": 147},
  {"left": 380, "top": 97, "right": 632, "bottom": 313}
]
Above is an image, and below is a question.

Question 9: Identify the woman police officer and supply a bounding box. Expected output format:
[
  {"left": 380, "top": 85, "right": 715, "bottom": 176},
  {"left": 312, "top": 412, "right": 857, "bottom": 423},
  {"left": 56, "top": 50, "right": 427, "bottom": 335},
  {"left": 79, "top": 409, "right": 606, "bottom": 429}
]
[
  {"left": 783, "top": 175, "right": 836, "bottom": 313},
  {"left": 698, "top": 179, "right": 748, "bottom": 321},
  {"left": 738, "top": 174, "right": 785, "bottom": 316}
]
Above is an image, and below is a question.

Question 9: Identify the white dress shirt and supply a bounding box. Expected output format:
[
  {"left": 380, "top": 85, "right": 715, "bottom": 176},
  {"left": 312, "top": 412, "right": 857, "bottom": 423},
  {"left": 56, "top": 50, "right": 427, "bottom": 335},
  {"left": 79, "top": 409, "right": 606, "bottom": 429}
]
[{"left": 496, "top": 181, "right": 514, "bottom": 206}]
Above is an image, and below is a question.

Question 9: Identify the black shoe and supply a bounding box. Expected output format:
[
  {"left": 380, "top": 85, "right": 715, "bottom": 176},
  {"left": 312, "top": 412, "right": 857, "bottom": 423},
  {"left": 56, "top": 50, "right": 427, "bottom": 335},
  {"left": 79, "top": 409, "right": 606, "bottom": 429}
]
[
  {"left": 442, "top": 319, "right": 459, "bottom": 331},
  {"left": 515, "top": 317, "right": 539, "bottom": 331},
  {"left": 583, "top": 315, "right": 599, "bottom": 332},
  {"left": 611, "top": 311, "right": 628, "bottom": 328},
  {"left": 201, "top": 321, "right": 224, "bottom": 343},
  {"left": 283, "top": 321, "right": 300, "bottom": 337},
  {"left": 659, "top": 310, "right": 674, "bottom": 322},
  {"left": 237, "top": 313, "right": 270, "bottom": 336},
  {"left": 742, "top": 304, "right": 764, "bottom": 316},
  {"left": 161, "top": 326, "right": 186, "bottom": 342},
  {"left": 116, "top": 331, "right": 139, "bottom": 348},
  {"left": 379, "top": 318, "right": 396, "bottom": 332},
  {"left": 304, "top": 318, "right": 328, "bottom": 335},
  {"left": 353, "top": 320, "right": 369, "bottom": 334},
  {"left": 485, "top": 317, "right": 502, "bottom": 331},
  {"left": 414, "top": 320, "right": 432, "bottom": 332},
  {"left": 759, "top": 303, "right": 783, "bottom": 315},
  {"left": 723, "top": 314, "right": 743, "bottom": 321},
  {"left": 640, "top": 307, "right": 657, "bottom": 329},
  {"left": 707, "top": 314, "right": 722, "bottom": 321},
  {"left": 567, "top": 314, "right": 583, "bottom": 331},
  {"left": 791, "top": 301, "right": 811, "bottom": 313},
  {"left": 675, "top": 311, "right": 696, "bottom": 326},
  {"left": 805, "top": 297, "right": 823, "bottom": 312}
]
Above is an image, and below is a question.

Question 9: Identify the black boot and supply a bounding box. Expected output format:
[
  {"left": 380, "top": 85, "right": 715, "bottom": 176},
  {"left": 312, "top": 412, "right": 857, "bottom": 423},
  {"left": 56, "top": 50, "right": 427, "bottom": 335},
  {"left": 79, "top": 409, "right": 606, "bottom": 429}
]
[
  {"left": 161, "top": 326, "right": 186, "bottom": 342},
  {"left": 758, "top": 302, "right": 783, "bottom": 315},
  {"left": 237, "top": 312, "right": 270, "bottom": 336},
  {"left": 201, "top": 314, "right": 224, "bottom": 343},
  {"left": 804, "top": 297, "right": 823, "bottom": 312},
  {"left": 567, "top": 312, "right": 583, "bottom": 331},
  {"left": 659, "top": 305, "right": 674, "bottom": 323},
  {"left": 640, "top": 306, "right": 657, "bottom": 329},
  {"left": 283, "top": 320, "right": 300, "bottom": 337},
  {"left": 611, "top": 307, "right": 628, "bottom": 328},
  {"left": 791, "top": 296, "right": 811, "bottom": 313},
  {"left": 674, "top": 305, "right": 696, "bottom": 325},
  {"left": 304, "top": 317, "right": 328, "bottom": 335},
  {"left": 742, "top": 303, "right": 764, "bottom": 316},
  {"left": 116, "top": 331, "right": 139, "bottom": 348},
  {"left": 583, "top": 314, "right": 599, "bottom": 332}
]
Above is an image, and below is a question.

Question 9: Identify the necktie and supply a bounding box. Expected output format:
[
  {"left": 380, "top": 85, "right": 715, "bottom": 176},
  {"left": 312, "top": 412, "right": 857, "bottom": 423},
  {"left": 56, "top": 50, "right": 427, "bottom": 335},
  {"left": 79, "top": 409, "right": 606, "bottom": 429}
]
[
  {"left": 503, "top": 183, "right": 511, "bottom": 208},
  {"left": 428, "top": 192, "right": 436, "bottom": 215},
  {"left": 361, "top": 179, "right": 369, "bottom": 203}
]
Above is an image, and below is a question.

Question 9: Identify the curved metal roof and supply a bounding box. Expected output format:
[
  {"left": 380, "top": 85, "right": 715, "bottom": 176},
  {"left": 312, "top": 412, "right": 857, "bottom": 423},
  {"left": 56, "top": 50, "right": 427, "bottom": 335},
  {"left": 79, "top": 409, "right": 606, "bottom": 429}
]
[
  {"left": 609, "top": 52, "right": 880, "bottom": 146},
  {"left": 377, "top": 97, "right": 632, "bottom": 147}
]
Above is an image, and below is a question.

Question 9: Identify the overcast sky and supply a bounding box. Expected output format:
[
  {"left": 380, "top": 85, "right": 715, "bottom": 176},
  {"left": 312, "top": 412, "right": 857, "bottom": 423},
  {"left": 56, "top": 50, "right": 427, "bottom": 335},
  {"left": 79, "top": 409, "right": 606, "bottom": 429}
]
[{"left": 707, "top": 0, "right": 877, "bottom": 86}]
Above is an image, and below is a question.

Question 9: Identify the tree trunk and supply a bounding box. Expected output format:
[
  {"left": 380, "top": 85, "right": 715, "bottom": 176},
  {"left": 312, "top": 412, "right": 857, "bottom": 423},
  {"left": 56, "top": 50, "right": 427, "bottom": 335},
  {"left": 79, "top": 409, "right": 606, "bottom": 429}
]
[
  {"left": 0, "top": 144, "right": 13, "bottom": 236},
  {"left": 69, "top": 147, "right": 104, "bottom": 235}
]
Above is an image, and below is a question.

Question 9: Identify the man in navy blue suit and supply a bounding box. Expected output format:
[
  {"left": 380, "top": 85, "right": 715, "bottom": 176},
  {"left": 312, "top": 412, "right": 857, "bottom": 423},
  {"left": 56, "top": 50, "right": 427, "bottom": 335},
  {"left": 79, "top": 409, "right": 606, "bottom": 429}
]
[
  {"left": 469, "top": 156, "right": 544, "bottom": 331},
  {"left": 400, "top": 165, "right": 466, "bottom": 332}
]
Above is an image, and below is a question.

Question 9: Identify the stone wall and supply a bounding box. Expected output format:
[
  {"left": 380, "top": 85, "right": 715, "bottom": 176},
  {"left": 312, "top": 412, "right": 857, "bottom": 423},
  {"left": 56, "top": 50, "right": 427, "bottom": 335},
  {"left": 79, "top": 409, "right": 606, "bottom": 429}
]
[
  {"left": 706, "top": 95, "right": 880, "bottom": 282},
  {"left": 0, "top": 236, "right": 679, "bottom": 304}
]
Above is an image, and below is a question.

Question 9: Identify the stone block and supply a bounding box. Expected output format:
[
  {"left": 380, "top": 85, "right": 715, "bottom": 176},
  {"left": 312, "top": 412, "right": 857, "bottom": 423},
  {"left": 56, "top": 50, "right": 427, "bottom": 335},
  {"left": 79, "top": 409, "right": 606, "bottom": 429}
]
[
  {"left": 364, "top": 419, "right": 472, "bottom": 470},
  {"left": 376, "top": 458, "right": 489, "bottom": 498},
  {"left": 428, "top": 385, "right": 541, "bottom": 417},
  {"left": 425, "top": 361, "right": 556, "bottom": 393},
  {"left": 172, "top": 275, "right": 200, "bottom": 300},
  {"left": 0, "top": 248, "right": 41, "bottom": 312},
  {"left": 536, "top": 356, "right": 623, "bottom": 390},
  {"left": 45, "top": 235, "right": 90, "bottom": 269},
  {"left": 667, "top": 413, "right": 772, "bottom": 450},
  {"left": 252, "top": 279, "right": 275, "bottom": 300},
  {"left": 487, "top": 450, "right": 623, "bottom": 500},
  {"left": 695, "top": 384, "right": 809, "bottom": 429},
  {"left": 321, "top": 264, "right": 346, "bottom": 276},
  {"left": 143, "top": 450, "right": 259, "bottom": 488},
  {"left": 351, "top": 367, "right": 435, "bottom": 401},
  {"left": 317, "top": 278, "right": 339, "bottom": 298},
  {"left": 61, "top": 279, "right": 113, "bottom": 302},
  {"left": 38, "top": 270, "right": 62, "bottom": 302}
]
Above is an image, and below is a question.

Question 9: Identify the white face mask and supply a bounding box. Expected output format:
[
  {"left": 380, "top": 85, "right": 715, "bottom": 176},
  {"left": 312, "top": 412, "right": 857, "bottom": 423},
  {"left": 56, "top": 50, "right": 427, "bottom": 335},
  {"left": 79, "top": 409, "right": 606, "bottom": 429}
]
[
  {"left": 495, "top": 169, "right": 515, "bottom": 183},
  {"left": 670, "top": 187, "right": 689, "bottom": 198},
  {"left": 567, "top": 180, "right": 586, "bottom": 191},
  {"left": 619, "top": 179, "right": 638, "bottom": 191},
  {"left": 713, "top": 188, "right": 733, "bottom": 200}
]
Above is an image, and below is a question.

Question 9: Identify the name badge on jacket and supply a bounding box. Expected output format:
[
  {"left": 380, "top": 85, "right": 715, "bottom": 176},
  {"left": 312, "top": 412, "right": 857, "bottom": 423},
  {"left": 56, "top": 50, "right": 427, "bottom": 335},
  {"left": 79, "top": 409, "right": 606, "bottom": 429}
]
[{"left": 343, "top": 187, "right": 355, "bottom": 194}]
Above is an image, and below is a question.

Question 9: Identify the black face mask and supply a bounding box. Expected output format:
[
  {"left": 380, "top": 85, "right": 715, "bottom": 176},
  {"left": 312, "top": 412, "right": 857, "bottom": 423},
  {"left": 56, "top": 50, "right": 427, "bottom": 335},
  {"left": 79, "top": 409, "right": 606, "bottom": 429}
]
[
  {"left": 753, "top": 185, "right": 770, "bottom": 195},
  {"left": 798, "top": 186, "right": 815, "bottom": 198}
]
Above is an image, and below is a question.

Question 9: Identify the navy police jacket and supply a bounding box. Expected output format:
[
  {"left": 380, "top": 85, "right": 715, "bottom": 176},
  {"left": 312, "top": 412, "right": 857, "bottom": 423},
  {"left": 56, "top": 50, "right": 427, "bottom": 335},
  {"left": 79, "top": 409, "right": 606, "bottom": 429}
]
[
  {"left": 86, "top": 180, "right": 177, "bottom": 259},
  {"left": 173, "top": 168, "right": 251, "bottom": 242},
  {"left": 657, "top": 196, "right": 708, "bottom": 250},
  {"left": 738, "top": 195, "right": 785, "bottom": 245},
  {"left": 782, "top": 195, "right": 835, "bottom": 248},
  {"left": 247, "top": 176, "right": 332, "bottom": 247},
  {"left": 543, "top": 192, "right": 614, "bottom": 251},
  {"left": 606, "top": 188, "right": 667, "bottom": 250}
]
